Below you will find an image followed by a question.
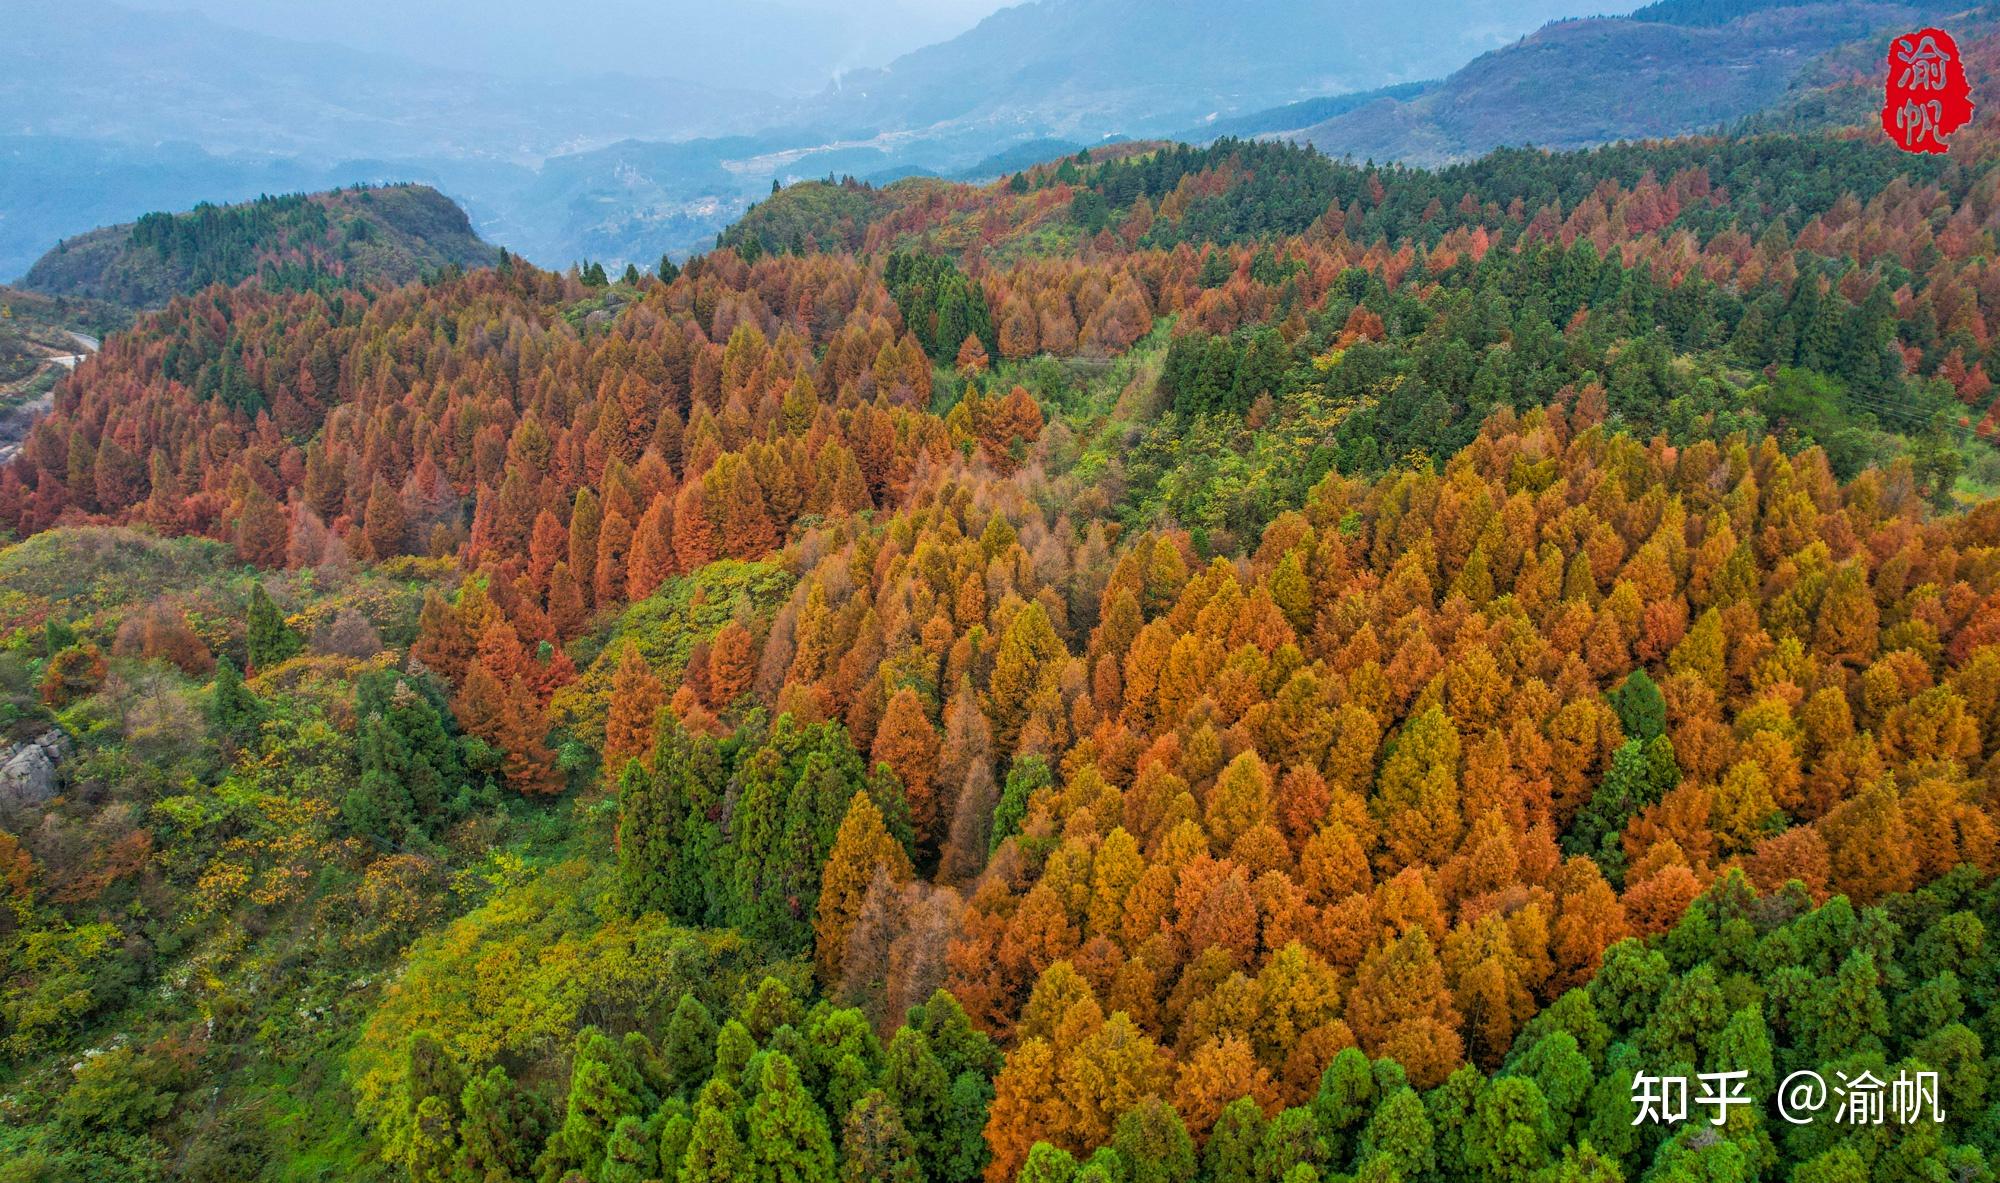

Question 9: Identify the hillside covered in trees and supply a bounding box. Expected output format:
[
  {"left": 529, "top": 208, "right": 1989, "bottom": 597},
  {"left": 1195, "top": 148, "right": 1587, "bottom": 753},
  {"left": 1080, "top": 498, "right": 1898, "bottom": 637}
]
[
  {"left": 7, "top": 62, "right": 2000, "bottom": 1183},
  {"left": 18, "top": 185, "right": 501, "bottom": 310}
]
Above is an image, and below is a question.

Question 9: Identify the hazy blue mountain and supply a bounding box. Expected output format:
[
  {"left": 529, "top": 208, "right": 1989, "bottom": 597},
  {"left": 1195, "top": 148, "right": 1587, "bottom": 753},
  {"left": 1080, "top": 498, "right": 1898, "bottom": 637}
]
[
  {"left": 36, "top": 0, "right": 1905, "bottom": 276},
  {"left": 478, "top": 0, "right": 1633, "bottom": 268},
  {"left": 108, "top": 0, "right": 1008, "bottom": 96},
  {"left": 0, "top": 0, "right": 767, "bottom": 275},
  {"left": 1294, "top": 0, "right": 1963, "bottom": 166},
  {"left": 2, "top": 0, "right": 764, "bottom": 163},
  {"left": 808, "top": 0, "right": 1628, "bottom": 139},
  {"left": 0, "top": 137, "right": 536, "bottom": 281},
  {"left": 1176, "top": 84, "right": 1435, "bottom": 143}
]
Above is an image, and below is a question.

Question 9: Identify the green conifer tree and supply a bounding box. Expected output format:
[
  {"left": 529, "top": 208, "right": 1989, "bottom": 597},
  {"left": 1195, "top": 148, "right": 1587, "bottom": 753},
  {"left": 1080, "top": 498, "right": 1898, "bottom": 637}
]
[
  {"left": 1607, "top": 668, "right": 1667, "bottom": 742},
  {"left": 1112, "top": 1098, "right": 1196, "bottom": 1183},
  {"left": 663, "top": 994, "right": 719, "bottom": 1097},
  {"left": 541, "top": 1027, "right": 653, "bottom": 1181},
  {"left": 838, "top": 1090, "right": 921, "bottom": 1183},
  {"left": 246, "top": 582, "right": 302, "bottom": 671},
  {"left": 679, "top": 1095, "right": 749, "bottom": 1183},
  {"left": 746, "top": 1053, "right": 836, "bottom": 1183},
  {"left": 207, "top": 655, "right": 262, "bottom": 748},
  {"left": 1464, "top": 1077, "right": 1554, "bottom": 1183},
  {"left": 1201, "top": 1097, "right": 1267, "bottom": 1183},
  {"left": 599, "top": 1114, "right": 659, "bottom": 1183},
  {"left": 456, "top": 1065, "right": 549, "bottom": 1183},
  {"left": 1018, "top": 1142, "right": 1079, "bottom": 1183},
  {"left": 881, "top": 1027, "right": 951, "bottom": 1178}
]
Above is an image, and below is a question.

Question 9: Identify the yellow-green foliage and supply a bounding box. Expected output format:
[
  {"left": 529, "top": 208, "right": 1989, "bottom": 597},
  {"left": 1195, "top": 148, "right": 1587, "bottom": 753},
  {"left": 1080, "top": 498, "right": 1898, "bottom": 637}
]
[
  {"left": 551, "top": 559, "right": 791, "bottom": 747},
  {"left": 0, "top": 527, "right": 231, "bottom": 637},
  {"left": 348, "top": 857, "right": 764, "bottom": 1131}
]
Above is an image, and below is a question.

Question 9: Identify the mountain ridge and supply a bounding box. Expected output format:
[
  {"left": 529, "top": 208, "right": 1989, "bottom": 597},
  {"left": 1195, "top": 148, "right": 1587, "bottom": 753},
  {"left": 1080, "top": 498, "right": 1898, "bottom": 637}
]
[
  {"left": 805, "top": 0, "right": 1624, "bottom": 140},
  {"left": 20, "top": 184, "right": 501, "bottom": 309},
  {"left": 1294, "top": 0, "right": 1971, "bottom": 165}
]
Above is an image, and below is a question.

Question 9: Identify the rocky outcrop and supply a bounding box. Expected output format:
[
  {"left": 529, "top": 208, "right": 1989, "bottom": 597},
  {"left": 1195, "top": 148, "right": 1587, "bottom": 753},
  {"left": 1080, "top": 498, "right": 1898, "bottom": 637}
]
[{"left": 0, "top": 728, "right": 70, "bottom": 808}]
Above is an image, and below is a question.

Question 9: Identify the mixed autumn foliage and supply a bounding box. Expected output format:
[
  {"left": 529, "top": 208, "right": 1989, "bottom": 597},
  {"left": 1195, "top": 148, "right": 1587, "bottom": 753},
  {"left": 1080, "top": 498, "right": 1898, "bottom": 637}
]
[{"left": 13, "top": 56, "right": 2000, "bottom": 1183}]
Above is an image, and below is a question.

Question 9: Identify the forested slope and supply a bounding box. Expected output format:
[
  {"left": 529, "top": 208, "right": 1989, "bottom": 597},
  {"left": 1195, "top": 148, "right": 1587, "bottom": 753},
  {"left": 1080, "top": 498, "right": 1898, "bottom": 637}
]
[
  {"left": 19, "top": 185, "right": 500, "bottom": 310},
  {"left": 5, "top": 94, "right": 2000, "bottom": 1183}
]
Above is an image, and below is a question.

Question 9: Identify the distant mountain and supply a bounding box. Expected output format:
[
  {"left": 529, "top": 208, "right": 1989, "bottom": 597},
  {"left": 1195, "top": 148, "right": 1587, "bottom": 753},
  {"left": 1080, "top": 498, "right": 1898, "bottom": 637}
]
[
  {"left": 0, "top": 0, "right": 771, "bottom": 277},
  {"left": 810, "top": 0, "right": 1624, "bottom": 140},
  {"left": 20, "top": 185, "right": 499, "bottom": 309},
  {"left": 1177, "top": 83, "right": 1434, "bottom": 143},
  {"left": 0, "top": 0, "right": 1648, "bottom": 276},
  {"left": 0, "top": 136, "right": 534, "bottom": 282},
  {"left": 1628, "top": 0, "right": 1863, "bottom": 23},
  {"left": 2, "top": 0, "right": 761, "bottom": 164},
  {"left": 110, "top": 0, "right": 1006, "bottom": 99},
  {"left": 479, "top": 138, "right": 764, "bottom": 271},
  {"left": 41, "top": 0, "right": 1931, "bottom": 278},
  {"left": 1295, "top": 0, "right": 1967, "bottom": 165}
]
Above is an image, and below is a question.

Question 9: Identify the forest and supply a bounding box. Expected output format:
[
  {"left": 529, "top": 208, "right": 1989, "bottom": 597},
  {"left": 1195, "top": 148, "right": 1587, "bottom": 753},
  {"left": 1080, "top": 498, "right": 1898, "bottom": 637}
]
[
  {"left": 18, "top": 185, "right": 501, "bottom": 312},
  {"left": 5, "top": 38, "right": 2000, "bottom": 1183}
]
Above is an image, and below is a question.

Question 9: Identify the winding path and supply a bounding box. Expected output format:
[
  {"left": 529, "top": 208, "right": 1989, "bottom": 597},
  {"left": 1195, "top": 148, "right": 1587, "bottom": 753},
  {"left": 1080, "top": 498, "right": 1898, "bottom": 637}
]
[{"left": 0, "top": 329, "right": 98, "bottom": 464}]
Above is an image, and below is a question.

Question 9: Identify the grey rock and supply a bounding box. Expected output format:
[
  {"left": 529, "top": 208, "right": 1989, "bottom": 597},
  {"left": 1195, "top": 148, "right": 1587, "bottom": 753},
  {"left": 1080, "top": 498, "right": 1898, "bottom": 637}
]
[{"left": 0, "top": 728, "right": 70, "bottom": 808}]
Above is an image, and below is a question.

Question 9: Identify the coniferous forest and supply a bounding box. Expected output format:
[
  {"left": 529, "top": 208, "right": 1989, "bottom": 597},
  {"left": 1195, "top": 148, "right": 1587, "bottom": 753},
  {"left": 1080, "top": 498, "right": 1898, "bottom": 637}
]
[{"left": 11, "top": 23, "right": 2000, "bottom": 1183}]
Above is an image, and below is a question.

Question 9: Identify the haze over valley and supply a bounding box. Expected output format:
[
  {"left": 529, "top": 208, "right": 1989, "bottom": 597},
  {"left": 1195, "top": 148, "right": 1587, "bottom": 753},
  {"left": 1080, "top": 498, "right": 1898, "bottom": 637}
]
[{"left": 3, "top": 0, "right": 1636, "bottom": 276}]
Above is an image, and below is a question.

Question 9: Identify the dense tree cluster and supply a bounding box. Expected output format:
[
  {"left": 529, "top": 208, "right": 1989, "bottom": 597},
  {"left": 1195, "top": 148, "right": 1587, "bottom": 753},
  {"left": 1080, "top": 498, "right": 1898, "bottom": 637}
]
[
  {"left": 999, "top": 867, "right": 2000, "bottom": 1182},
  {"left": 12, "top": 60, "right": 2000, "bottom": 1183},
  {"left": 368, "top": 978, "right": 1000, "bottom": 1183},
  {"left": 25, "top": 184, "right": 496, "bottom": 309}
]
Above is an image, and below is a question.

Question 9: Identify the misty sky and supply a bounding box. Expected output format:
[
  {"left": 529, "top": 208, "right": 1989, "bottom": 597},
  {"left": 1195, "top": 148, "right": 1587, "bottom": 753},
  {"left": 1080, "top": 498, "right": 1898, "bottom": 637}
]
[{"left": 114, "top": 0, "right": 1015, "bottom": 93}]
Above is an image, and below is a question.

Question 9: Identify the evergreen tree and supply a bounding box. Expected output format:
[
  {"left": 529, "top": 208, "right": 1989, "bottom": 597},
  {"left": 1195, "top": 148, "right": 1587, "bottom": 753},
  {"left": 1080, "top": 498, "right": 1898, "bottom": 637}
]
[
  {"left": 541, "top": 1027, "right": 654, "bottom": 1181},
  {"left": 389, "top": 1031, "right": 463, "bottom": 1178},
  {"left": 206, "top": 655, "right": 262, "bottom": 748},
  {"left": 1201, "top": 1097, "right": 1267, "bottom": 1183},
  {"left": 882, "top": 1027, "right": 951, "bottom": 1178},
  {"left": 801, "top": 1006, "right": 882, "bottom": 1124},
  {"left": 617, "top": 758, "right": 676, "bottom": 916},
  {"left": 657, "top": 1105, "right": 694, "bottom": 1183},
  {"left": 838, "top": 1090, "right": 921, "bottom": 1183},
  {"left": 1112, "top": 1098, "right": 1196, "bottom": 1183},
  {"left": 246, "top": 582, "right": 302, "bottom": 670},
  {"left": 745, "top": 1053, "right": 836, "bottom": 1183},
  {"left": 663, "top": 994, "right": 720, "bottom": 1097},
  {"left": 1314, "top": 1047, "right": 1380, "bottom": 1163},
  {"left": 1607, "top": 668, "right": 1667, "bottom": 742},
  {"left": 348, "top": 670, "right": 470, "bottom": 845},
  {"left": 712, "top": 1021, "right": 757, "bottom": 1095},
  {"left": 599, "top": 1114, "right": 658, "bottom": 1183},
  {"left": 1464, "top": 1076, "right": 1554, "bottom": 1183},
  {"left": 1255, "top": 1107, "right": 1325, "bottom": 1181},
  {"left": 456, "top": 1065, "right": 549, "bottom": 1183},
  {"left": 1018, "top": 1142, "right": 1080, "bottom": 1183},
  {"left": 1355, "top": 1086, "right": 1434, "bottom": 1181},
  {"left": 907, "top": 989, "right": 1002, "bottom": 1081},
  {"left": 1511, "top": 1030, "right": 1595, "bottom": 1145},
  {"left": 990, "top": 755, "right": 1052, "bottom": 853},
  {"left": 406, "top": 1095, "right": 459, "bottom": 1183},
  {"left": 679, "top": 1094, "right": 749, "bottom": 1183},
  {"left": 1563, "top": 736, "right": 1679, "bottom": 874},
  {"left": 730, "top": 719, "right": 869, "bottom": 949}
]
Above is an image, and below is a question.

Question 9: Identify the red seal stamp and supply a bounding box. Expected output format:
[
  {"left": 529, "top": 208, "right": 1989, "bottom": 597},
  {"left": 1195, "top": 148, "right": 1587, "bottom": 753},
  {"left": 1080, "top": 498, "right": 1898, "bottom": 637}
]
[{"left": 1881, "top": 28, "right": 1975, "bottom": 154}]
